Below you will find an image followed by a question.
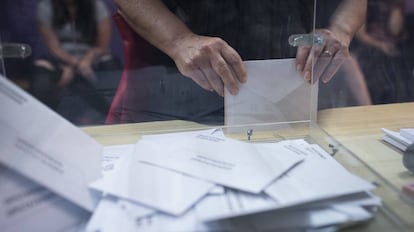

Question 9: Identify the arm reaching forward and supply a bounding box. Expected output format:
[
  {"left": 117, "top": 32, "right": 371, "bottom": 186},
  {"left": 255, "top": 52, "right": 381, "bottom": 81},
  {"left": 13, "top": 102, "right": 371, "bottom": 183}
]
[{"left": 114, "top": 0, "right": 247, "bottom": 97}]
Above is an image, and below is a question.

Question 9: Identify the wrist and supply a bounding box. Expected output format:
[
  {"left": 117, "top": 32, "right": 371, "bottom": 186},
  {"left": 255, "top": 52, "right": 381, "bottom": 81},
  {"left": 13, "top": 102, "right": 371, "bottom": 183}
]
[
  {"left": 163, "top": 31, "right": 196, "bottom": 60},
  {"left": 329, "top": 23, "right": 353, "bottom": 47},
  {"left": 66, "top": 57, "right": 79, "bottom": 68}
]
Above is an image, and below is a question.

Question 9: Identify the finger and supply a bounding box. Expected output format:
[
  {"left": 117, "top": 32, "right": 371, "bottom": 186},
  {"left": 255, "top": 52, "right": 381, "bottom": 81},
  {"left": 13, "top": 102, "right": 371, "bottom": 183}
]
[
  {"left": 184, "top": 67, "right": 214, "bottom": 92},
  {"left": 88, "top": 69, "right": 97, "bottom": 80},
  {"left": 320, "top": 51, "right": 346, "bottom": 83},
  {"left": 221, "top": 46, "right": 247, "bottom": 83},
  {"left": 189, "top": 47, "right": 224, "bottom": 95},
  {"left": 179, "top": 57, "right": 214, "bottom": 91},
  {"left": 202, "top": 66, "right": 224, "bottom": 97},
  {"left": 312, "top": 48, "right": 334, "bottom": 83},
  {"left": 295, "top": 45, "right": 311, "bottom": 72},
  {"left": 211, "top": 55, "right": 239, "bottom": 95},
  {"left": 303, "top": 45, "right": 325, "bottom": 84}
]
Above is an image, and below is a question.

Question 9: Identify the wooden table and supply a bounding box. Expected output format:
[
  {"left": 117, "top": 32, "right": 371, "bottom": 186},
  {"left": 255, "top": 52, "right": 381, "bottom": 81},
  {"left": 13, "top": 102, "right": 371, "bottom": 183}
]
[{"left": 82, "top": 102, "right": 414, "bottom": 231}]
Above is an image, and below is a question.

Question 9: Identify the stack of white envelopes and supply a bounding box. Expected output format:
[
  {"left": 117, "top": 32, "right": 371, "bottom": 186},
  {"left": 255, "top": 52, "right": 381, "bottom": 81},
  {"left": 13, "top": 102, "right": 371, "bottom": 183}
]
[
  {"left": 87, "top": 129, "right": 380, "bottom": 231},
  {"left": 382, "top": 128, "right": 414, "bottom": 151}
]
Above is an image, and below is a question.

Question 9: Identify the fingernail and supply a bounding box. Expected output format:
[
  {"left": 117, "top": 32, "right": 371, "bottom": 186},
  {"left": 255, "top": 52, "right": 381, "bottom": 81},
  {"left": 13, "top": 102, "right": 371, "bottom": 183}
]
[
  {"left": 304, "top": 71, "right": 310, "bottom": 81},
  {"left": 231, "top": 87, "right": 238, "bottom": 95}
]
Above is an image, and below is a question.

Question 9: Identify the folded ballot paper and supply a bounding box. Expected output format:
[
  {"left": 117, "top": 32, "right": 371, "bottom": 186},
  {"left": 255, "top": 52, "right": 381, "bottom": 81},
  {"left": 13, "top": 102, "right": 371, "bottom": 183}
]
[{"left": 88, "top": 129, "right": 380, "bottom": 231}]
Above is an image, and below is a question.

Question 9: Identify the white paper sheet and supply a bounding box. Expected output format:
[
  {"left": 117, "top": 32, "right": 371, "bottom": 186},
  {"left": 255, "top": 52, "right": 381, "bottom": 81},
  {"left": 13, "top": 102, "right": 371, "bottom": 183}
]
[
  {"left": 90, "top": 148, "right": 214, "bottom": 216},
  {"left": 265, "top": 140, "right": 374, "bottom": 207},
  {"left": 137, "top": 130, "right": 303, "bottom": 193},
  {"left": 0, "top": 77, "right": 102, "bottom": 211}
]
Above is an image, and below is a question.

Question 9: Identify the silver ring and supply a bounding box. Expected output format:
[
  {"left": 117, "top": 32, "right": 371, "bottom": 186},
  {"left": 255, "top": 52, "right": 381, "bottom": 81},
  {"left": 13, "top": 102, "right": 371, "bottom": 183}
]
[{"left": 323, "top": 50, "right": 333, "bottom": 57}]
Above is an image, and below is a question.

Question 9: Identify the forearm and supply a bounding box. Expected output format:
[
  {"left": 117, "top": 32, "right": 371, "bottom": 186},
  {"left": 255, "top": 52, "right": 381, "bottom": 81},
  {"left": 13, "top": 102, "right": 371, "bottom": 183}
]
[
  {"left": 80, "top": 47, "right": 105, "bottom": 64},
  {"left": 329, "top": 0, "right": 367, "bottom": 46},
  {"left": 51, "top": 50, "right": 78, "bottom": 66},
  {"left": 38, "top": 24, "right": 79, "bottom": 66},
  {"left": 80, "top": 19, "right": 111, "bottom": 64},
  {"left": 114, "top": 0, "right": 194, "bottom": 59},
  {"left": 343, "top": 55, "right": 372, "bottom": 105},
  {"left": 356, "top": 26, "right": 386, "bottom": 49},
  {"left": 50, "top": 45, "right": 79, "bottom": 66},
  {"left": 115, "top": 0, "right": 246, "bottom": 96}
]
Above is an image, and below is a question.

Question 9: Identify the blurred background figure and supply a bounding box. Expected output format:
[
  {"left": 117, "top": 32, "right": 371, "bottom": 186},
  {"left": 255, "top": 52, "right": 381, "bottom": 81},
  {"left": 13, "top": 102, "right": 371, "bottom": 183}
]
[
  {"left": 352, "top": 0, "right": 414, "bottom": 104},
  {"left": 31, "top": 0, "right": 121, "bottom": 124},
  {"left": 316, "top": 1, "right": 372, "bottom": 109},
  {"left": 404, "top": 0, "right": 414, "bottom": 83}
]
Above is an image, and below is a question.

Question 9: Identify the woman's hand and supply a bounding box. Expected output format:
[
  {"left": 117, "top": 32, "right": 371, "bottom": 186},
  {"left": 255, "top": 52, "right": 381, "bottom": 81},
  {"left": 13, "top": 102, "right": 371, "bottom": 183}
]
[
  {"left": 76, "top": 58, "right": 97, "bottom": 84},
  {"left": 295, "top": 29, "right": 349, "bottom": 84},
  {"left": 171, "top": 34, "right": 247, "bottom": 97},
  {"left": 378, "top": 41, "right": 400, "bottom": 56},
  {"left": 295, "top": 0, "right": 367, "bottom": 84},
  {"left": 58, "top": 65, "right": 75, "bottom": 87}
]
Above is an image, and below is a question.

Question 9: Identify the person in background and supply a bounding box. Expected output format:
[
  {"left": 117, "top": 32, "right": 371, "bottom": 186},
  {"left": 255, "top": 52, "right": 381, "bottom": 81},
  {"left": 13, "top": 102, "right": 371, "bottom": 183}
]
[
  {"left": 352, "top": 0, "right": 414, "bottom": 104},
  {"left": 110, "top": 0, "right": 367, "bottom": 123},
  {"left": 403, "top": 0, "right": 414, "bottom": 83},
  {"left": 31, "top": 0, "right": 119, "bottom": 111},
  {"left": 315, "top": 1, "right": 372, "bottom": 108}
]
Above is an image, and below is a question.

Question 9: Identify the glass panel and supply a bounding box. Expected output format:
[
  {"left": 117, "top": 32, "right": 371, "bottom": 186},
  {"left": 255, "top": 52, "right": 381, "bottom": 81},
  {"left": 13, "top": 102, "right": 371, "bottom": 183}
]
[
  {"left": 0, "top": 0, "right": 123, "bottom": 126},
  {"left": 316, "top": 0, "right": 414, "bottom": 108},
  {"left": 2, "top": 0, "right": 414, "bottom": 231},
  {"left": 1, "top": 1, "right": 411, "bottom": 126},
  {"left": 109, "top": 1, "right": 318, "bottom": 132},
  {"left": 0, "top": 35, "right": 5, "bottom": 76},
  {"left": 314, "top": 0, "right": 414, "bottom": 230}
]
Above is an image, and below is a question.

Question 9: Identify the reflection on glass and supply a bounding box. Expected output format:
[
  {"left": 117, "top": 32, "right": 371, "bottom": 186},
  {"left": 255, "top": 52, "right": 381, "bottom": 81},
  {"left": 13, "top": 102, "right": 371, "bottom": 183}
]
[
  {"left": 0, "top": 0, "right": 413, "bottom": 126},
  {"left": 0, "top": 43, "right": 32, "bottom": 59},
  {"left": 0, "top": 35, "right": 6, "bottom": 77}
]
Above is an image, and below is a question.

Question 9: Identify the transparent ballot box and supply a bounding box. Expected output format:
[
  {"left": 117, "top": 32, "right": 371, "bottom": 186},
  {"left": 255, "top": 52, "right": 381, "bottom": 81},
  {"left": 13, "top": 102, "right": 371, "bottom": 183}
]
[
  {"left": 81, "top": 66, "right": 413, "bottom": 231},
  {"left": 2, "top": 0, "right": 414, "bottom": 231}
]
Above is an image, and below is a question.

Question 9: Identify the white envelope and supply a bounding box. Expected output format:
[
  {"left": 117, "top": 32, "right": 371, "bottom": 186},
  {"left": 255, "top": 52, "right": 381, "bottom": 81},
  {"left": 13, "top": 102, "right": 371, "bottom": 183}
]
[
  {"left": 225, "top": 59, "right": 313, "bottom": 128},
  {"left": 137, "top": 131, "right": 303, "bottom": 193},
  {"left": 400, "top": 128, "right": 414, "bottom": 142},
  {"left": 102, "top": 144, "right": 135, "bottom": 176},
  {"left": 265, "top": 140, "right": 375, "bottom": 206},
  {"left": 86, "top": 195, "right": 155, "bottom": 232},
  {"left": 0, "top": 77, "right": 102, "bottom": 211},
  {"left": 90, "top": 147, "right": 214, "bottom": 216}
]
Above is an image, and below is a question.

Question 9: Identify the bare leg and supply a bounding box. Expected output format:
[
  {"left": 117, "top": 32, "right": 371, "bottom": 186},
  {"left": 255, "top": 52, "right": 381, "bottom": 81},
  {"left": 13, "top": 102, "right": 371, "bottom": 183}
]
[{"left": 341, "top": 55, "right": 372, "bottom": 105}]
